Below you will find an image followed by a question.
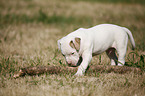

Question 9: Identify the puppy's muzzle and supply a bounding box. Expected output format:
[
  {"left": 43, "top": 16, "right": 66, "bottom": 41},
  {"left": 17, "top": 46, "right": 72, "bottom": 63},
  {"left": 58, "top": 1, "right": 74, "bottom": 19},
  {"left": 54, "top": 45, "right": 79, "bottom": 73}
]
[{"left": 67, "top": 57, "right": 83, "bottom": 67}]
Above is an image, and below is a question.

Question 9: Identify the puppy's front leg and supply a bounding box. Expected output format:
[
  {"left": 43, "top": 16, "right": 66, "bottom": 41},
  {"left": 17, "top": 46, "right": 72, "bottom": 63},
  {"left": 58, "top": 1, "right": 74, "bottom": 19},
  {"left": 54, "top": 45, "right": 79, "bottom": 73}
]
[{"left": 75, "top": 50, "right": 92, "bottom": 76}]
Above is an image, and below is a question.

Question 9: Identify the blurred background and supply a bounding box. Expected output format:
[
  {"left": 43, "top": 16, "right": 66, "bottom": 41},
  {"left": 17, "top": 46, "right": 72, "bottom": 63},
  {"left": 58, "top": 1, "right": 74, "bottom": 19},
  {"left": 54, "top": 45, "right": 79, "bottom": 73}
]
[{"left": 0, "top": 0, "right": 145, "bottom": 96}]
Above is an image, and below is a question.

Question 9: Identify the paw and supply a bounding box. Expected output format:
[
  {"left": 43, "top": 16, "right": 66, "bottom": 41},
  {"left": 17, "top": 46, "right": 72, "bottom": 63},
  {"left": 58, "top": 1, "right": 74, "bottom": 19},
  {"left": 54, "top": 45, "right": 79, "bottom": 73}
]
[
  {"left": 74, "top": 70, "right": 84, "bottom": 76},
  {"left": 118, "top": 63, "right": 124, "bottom": 66},
  {"left": 111, "top": 62, "right": 116, "bottom": 66}
]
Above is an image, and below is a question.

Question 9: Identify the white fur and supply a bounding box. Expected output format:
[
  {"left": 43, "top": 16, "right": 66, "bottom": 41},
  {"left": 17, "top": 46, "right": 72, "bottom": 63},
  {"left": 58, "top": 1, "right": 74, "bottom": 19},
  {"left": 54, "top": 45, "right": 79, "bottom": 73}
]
[{"left": 58, "top": 24, "right": 135, "bottom": 76}]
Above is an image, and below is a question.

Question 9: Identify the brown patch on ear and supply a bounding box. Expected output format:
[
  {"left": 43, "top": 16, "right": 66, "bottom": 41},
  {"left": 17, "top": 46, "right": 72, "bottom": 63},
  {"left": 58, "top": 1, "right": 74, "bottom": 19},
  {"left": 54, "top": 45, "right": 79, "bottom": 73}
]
[
  {"left": 69, "top": 38, "right": 81, "bottom": 52},
  {"left": 74, "top": 37, "right": 81, "bottom": 51},
  {"left": 69, "top": 40, "right": 75, "bottom": 49},
  {"left": 75, "top": 38, "right": 81, "bottom": 44}
]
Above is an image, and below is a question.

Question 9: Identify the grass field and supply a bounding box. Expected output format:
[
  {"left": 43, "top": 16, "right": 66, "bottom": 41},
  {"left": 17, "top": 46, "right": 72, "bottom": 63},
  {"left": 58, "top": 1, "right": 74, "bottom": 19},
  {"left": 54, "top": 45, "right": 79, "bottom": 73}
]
[{"left": 0, "top": 0, "right": 145, "bottom": 96}]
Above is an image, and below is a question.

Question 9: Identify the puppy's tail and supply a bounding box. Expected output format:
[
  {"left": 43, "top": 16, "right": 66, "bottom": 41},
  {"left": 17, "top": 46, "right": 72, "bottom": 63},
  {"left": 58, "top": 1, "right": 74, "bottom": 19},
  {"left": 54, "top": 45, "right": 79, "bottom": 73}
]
[{"left": 122, "top": 27, "right": 135, "bottom": 50}]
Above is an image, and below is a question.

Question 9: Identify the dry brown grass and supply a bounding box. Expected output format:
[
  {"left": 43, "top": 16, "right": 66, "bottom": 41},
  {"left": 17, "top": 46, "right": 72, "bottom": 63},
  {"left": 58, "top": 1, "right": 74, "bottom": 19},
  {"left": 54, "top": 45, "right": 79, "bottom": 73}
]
[{"left": 0, "top": 0, "right": 145, "bottom": 96}]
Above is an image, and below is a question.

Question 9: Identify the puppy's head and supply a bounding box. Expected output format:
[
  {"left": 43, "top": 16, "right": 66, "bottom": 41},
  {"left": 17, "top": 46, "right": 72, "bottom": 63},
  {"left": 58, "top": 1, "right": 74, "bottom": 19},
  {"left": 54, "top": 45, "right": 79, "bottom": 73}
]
[{"left": 58, "top": 37, "right": 82, "bottom": 67}]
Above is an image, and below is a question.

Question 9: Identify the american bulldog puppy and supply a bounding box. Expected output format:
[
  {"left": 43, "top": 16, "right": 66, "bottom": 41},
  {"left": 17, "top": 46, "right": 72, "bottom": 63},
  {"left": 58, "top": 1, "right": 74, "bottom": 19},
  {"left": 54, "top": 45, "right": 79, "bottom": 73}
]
[{"left": 58, "top": 24, "right": 135, "bottom": 76}]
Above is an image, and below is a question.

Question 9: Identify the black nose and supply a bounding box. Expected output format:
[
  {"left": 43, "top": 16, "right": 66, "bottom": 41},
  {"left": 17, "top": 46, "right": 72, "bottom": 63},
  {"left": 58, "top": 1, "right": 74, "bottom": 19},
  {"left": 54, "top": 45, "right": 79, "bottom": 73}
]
[
  {"left": 67, "top": 63, "right": 71, "bottom": 66},
  {"left": 67, "top": 62, "right": 77, "bottom": 67},
  {"left": 67, "top": 61, "right": 71, "bottom": 65},
  {"left": 67, "top": 61, "right": 72, "bottom": 66}
]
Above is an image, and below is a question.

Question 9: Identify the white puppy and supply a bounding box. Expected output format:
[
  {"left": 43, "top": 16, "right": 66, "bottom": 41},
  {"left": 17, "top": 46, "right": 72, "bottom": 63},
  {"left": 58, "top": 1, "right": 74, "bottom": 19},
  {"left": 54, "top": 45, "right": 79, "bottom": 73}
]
[{"left": 58, "top": 24, "right": 135, "bottom": 76}]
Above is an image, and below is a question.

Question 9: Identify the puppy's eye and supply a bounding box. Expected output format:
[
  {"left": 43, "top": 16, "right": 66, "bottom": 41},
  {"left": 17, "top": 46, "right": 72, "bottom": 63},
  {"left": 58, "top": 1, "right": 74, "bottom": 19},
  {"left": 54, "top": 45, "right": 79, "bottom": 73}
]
[{"left": 71, "top": 52, "right": 75, "bottom": 55}]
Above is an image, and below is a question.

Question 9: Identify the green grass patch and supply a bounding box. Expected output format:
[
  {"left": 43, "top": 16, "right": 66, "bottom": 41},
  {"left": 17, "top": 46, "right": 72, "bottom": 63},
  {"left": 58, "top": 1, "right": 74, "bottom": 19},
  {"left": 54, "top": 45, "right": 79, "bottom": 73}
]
[
  {"left": 125, "top": 52, "right": 145, "bottom": 71},
  {"left": 0, "top": 12, "right": 74, "bottom": 25},
  {"left": 0, "top": 56, "right": 18, "bottom": 77},
  {"left": 0, "top": 9, "right": 93, "bottom": 27}
]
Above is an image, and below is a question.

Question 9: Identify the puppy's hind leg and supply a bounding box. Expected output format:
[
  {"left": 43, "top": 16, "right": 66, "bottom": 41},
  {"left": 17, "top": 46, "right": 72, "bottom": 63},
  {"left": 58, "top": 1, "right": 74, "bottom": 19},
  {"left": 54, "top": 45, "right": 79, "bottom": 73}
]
[
  {"left": 106, "top": 48, "right": 118, "bottom": 66},
  {"left": 116, "top": 47, "right": 127, "bottom": 66},
  {"left": 116, "top": 36, "right": 128, "bottom": 66}
]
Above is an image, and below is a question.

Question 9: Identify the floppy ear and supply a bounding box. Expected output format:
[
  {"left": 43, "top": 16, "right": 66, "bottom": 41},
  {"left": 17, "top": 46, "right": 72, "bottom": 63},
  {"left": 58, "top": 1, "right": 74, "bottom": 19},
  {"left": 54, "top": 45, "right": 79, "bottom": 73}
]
[
  {"left": 69, "top": 37, "right": 81, "bottom": 52},
  {"left": 57, "top": 39, "right": 61, "bottom": 50}
]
